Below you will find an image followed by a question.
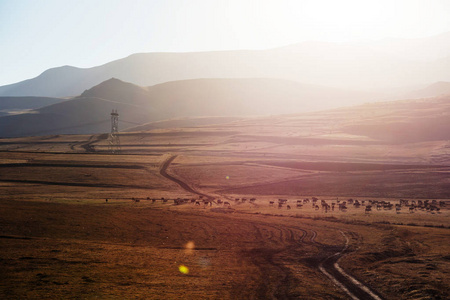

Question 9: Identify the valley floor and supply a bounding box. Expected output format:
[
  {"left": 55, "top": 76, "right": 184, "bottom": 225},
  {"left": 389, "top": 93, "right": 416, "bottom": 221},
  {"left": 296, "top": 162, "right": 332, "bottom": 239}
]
[{"left": 0, "top": 131, "right": 449, "bottom": 299}]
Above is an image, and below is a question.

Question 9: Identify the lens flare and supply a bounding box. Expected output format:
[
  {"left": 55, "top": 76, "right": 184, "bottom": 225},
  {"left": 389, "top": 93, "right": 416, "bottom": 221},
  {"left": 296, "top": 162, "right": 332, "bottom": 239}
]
[
  {"left": 225, "top": 176, "right": 230, "bottom": 180},
  {"left": 185, "top": 241, "right": 195, "bottom": 250},
  {"left": 179, "top": 265, "right": 189, "bottom": 274},
  {"left": 185, "top": 241, "right": 195, "bottom": 254}
]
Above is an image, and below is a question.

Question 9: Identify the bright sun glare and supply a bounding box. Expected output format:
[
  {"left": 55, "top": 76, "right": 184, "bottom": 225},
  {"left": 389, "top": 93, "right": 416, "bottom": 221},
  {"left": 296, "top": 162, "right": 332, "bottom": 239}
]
[
  {"left": 1, "top": 0, "right": 448, "bottom": 86},
  {"left": 226, "top": 0, "right": 439, "bottom": 46}
]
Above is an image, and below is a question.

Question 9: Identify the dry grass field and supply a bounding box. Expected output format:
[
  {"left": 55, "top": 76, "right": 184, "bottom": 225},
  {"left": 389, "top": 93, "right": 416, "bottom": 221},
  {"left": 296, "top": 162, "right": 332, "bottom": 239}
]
[{"left": 1, "top": 110, "right": 449, "bottom": 299}]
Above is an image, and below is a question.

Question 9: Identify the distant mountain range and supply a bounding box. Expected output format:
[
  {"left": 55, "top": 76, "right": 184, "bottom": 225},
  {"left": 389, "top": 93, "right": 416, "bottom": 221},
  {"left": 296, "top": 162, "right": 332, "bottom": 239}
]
[
  {"left": 1, "top": 32, "right": 450, "bottom": 98},
  {"left": 0, "top": 96, "right": 66, "bottom": 110},
  {"left": 1, "top": 77, "right": 449, "bottom": 145},
  {"left": 406, "top": 81, "right": 450, "bottom": 98},
  {"left": 0, "top": 96, "right": 66, "bottom": 117},
  {"left": 0, "top": 77, "right": 375, "bottom": 137}
]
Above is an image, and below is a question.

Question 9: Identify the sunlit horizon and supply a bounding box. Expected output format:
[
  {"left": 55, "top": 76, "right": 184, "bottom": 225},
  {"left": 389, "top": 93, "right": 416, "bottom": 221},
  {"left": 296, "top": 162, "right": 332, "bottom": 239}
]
[{"left": 1, "top": 0, "right": 450, "bottom": 86}]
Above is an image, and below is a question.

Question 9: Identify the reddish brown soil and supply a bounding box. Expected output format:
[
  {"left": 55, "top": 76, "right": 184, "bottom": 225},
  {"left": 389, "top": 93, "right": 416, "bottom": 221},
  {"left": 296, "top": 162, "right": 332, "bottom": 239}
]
[{"left": 0, "top": 124, "right": 449, "bottom": 299}]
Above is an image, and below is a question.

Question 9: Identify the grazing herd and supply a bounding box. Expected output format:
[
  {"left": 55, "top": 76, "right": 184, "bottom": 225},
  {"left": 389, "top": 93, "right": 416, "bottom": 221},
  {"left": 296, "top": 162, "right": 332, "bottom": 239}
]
[
  {"left": 112, "top": 196, "right": 255, "bottom": 209},
  {"left": 107, "top": 196, "right": 446, "bottom": 215},
  {"left": 264, "top": 197, "right": 446, "bottom": 214}
]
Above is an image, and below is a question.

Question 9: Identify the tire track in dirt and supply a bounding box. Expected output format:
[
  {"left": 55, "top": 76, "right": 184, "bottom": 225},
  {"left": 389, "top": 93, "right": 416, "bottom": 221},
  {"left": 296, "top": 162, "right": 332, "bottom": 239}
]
[
  {"left": 160, "top": 155, "right": 307, "bottom": 299},
  {"left": 223, "top": 220, "right": 309, "bottom": 299},
  {"left": 311, "top": 230, "right": 384, "bottom": 300},
  {"left": 243, "top": 222, "right": 302, "bottom": 299},
  {"left": 159, "top": 154, "right": 329, "bottom": 299},
  {"left": 159, "top": 155, "right": 214, "bottom": 201},
  {"left": 160, "top": 154, "right": 370, "bottom": 298},
  {"left": 269, "top": 226, "right": 308, "bottom": 299}
]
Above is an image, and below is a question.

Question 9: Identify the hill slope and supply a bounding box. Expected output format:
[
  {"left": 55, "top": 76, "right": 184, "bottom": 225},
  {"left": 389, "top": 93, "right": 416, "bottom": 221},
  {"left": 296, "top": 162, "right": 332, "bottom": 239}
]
[
  {"left": 1, "top": 33, "right": 450, "bottom": 97},
  {"left": 339, "top": 96, "right": 450, "bottom": 143},
  {"left": 0, "top": 78, "right": 372, "bottom": 137},
  {"left": 0, "top": 96, "right": 66, "bottom": 110},
  {"left": 143, "top": 78, "right": 372, "bottom": 115},
  {"left": 407, "top": 81, "right": 450, "bottom": 98},
  {"left": 2, "top": 77, "right": 448, "bottom": 140}
]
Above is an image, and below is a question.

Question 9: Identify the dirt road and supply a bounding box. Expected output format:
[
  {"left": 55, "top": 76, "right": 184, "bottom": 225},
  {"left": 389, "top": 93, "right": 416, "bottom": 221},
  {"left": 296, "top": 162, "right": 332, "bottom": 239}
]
[
  {"left": 160, "top": 154, "right": 384, "bottom": 299},
  {"left": 315, "top": 231, "right": 384, "bottom": 300},
  {"left": 159, "top": 155, "right": 214, "bottom": 200}
]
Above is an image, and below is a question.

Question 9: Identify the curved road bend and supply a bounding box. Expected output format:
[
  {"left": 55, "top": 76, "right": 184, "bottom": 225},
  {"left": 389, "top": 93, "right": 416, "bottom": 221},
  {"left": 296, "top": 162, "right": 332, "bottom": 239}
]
[
  {"left": 159, "top": 155, "right": 214, "bottom": 201},
  {"left": 312, "top": 230, "right": 384, "bottom": 300},
  {"left": 160, "top": 155, "right": 383, "bottom": 299}
]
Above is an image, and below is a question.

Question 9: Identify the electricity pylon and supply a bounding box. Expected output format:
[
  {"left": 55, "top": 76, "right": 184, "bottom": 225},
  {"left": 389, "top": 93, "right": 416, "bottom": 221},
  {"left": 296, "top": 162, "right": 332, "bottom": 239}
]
[{"left": 108, "top": 109, "right": 121, "bottom": 153}]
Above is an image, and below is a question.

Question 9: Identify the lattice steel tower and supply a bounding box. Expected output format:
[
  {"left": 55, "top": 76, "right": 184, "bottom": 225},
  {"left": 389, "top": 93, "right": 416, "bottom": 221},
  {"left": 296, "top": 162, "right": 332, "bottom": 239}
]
[{"left": 108, "top": 109, "right": 121, "bottom": 153}]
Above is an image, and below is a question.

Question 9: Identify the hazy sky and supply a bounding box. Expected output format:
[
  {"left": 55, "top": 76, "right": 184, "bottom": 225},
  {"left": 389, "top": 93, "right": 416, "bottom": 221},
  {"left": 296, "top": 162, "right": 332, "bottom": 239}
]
[{"left": 1, "top": 0, "right": 450, "bottom": 86}]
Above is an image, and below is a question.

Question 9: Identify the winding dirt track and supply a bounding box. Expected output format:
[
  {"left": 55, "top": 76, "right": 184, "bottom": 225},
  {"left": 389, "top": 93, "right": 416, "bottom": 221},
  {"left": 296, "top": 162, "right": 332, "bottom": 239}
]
[
  {"left": 159, "top": 155, "right": 214, "bottom": 200},
  {"left": 311, "top": 232, "right": 384, "bottom": 300},
  {"left": 160, "top": 155, "right": 384, "bottom": 299}
]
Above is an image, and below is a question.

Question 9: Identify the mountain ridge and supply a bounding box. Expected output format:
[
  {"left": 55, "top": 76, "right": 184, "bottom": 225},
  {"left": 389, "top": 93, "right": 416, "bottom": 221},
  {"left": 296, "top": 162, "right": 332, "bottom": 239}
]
[
  {"left": 1, "top": 32, "right": 450, "bottom": 97},
  {"left": 406, "top": 81, "right": 450, "bottom": 98},
  {"left": 0, "top": 77, "right": 377, "bottom": 137},
  {"left": 0, "top": 78, "right": 449, "bottom": 145}
]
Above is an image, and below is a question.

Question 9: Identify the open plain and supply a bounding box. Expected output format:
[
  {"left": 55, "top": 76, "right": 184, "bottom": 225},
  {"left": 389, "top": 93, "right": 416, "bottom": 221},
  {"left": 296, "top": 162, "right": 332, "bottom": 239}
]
[
  {"left": 3, "top": 3, "right": 450, "bottom": 299},
  {"left": 1, "top": 106, "right": 449, "bottom": 299}
]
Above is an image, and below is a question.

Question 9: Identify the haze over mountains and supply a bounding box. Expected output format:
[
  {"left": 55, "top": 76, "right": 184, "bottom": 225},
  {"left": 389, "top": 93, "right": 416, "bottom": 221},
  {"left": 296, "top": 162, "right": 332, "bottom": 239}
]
[
  {"left": 1, "top": 75, "right": 449, "bottom": 148},
  {"left": 1, "top": 32, "right": 450, "bottom": 98},
  {"left": 0, "top": 77, "right": 373, "bottom": 137},
  {"left": 0, "top": 96, "right": 66, "bottom": 118},
  {"left": 406, "top": 81, "right": 450, "bottom": 98},
  {"left": 1, "top": 32, "right": 450, "bottom": 139}
]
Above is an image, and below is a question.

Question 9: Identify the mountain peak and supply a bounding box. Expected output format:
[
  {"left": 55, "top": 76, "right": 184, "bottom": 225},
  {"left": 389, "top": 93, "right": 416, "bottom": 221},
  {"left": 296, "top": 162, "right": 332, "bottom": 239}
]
[
  {"left": 103, "top": 77, "right": 123, "bottom": 83},
  {"left": 40, "top": 65, "right": 81, "bottom": 76},
  {"left": 80, "top": 78, "right": 149, "bottom": 104},
  {"left": 89, "top": 77, "right": 127, "bottom": 87},
  {"left": 82, "top": 78, "right": 142, "bottom": 95}
]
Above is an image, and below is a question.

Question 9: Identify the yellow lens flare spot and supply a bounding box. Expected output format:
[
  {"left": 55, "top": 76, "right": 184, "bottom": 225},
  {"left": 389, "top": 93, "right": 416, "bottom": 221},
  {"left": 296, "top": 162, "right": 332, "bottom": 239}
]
[
  {"left": 225, "top": 176, "right": 230, "bottom": 180},
  {"left": 179, "top": 265, "right": 189, "bottom": 274}
]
